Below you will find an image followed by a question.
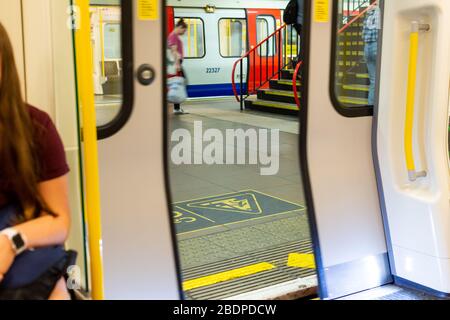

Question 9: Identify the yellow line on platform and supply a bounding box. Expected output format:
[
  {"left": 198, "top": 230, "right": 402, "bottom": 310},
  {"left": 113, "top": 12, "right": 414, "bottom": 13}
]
[
  {"left": 287, "top": 253, "right": 316, "bottom": 269},
  {"left": 183, "top": 263, "right": 276, "bottom": 291}
]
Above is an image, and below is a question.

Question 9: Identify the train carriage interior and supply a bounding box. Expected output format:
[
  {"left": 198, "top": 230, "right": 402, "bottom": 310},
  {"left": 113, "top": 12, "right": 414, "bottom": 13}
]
[{"left": 0, "top": 0, "right": 449, "bottom": 301}]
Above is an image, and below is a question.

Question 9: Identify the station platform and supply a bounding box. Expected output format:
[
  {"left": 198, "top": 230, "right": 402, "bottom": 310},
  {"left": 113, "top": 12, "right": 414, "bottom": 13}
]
[{"left": 168, "top": 98, "right": 317, "bottom": 300}]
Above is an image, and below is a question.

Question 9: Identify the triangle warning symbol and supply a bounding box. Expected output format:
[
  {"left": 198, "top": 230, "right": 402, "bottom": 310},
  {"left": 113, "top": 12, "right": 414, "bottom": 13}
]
[{"left": 187, "top": 193, "right": 262, "bottom": 215}]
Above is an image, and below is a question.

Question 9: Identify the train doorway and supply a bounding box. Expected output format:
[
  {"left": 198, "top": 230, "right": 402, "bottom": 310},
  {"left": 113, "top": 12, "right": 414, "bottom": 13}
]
[
  {"left": 166, "top": 0, "right": 316, "bottom": 300},
  {"left": 66, "top": 0, "right": 449, "bottom": 300}
]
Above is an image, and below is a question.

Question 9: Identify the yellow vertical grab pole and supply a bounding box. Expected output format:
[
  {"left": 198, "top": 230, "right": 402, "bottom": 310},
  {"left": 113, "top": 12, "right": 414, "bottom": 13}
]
[
  {"left": 227, "top": 20, "right": 231, "bottom": 56},
  {"left": 194, "top": 20, "right": 198, "bottom": 57},
  {"left": 74, "top": 0, "right": 105, "bottom": 300},
  {"left": 404, "top": 21, "right": 429, "bottom": 182}
]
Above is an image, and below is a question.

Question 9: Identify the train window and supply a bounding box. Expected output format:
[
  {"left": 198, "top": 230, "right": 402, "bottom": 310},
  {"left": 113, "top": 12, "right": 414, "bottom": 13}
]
[
  {"left": 257, "top": 16, "right": 276, "bottom": 57},
  {"left": 219, "top": 18, "right": 247, "bottom": 58},
  {"left": 88, "top": 5, "right": 125, "bottom": 132},
  {"left": 175, "top": 18, "right": 205, "bottom": 59},
  {"left": 330, "top": 0, "right": 382, "bottom": 116}
]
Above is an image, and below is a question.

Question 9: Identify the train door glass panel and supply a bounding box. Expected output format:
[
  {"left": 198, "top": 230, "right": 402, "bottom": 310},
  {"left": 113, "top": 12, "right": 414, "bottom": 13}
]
[
  {"left": 332, "top": 0, "right": 383, "bottom": 110},
  {"left": 218, "top": 18, "right": 247, "bottom": 57},
  {"left": 175, "top": 17, "right": 205, "bottom": 58},
  {"left": 89, "top": 5, "right": 123, "bottom": 127},
  {"left": 257, "top": 16, "right": 276, "bottom": 56}
]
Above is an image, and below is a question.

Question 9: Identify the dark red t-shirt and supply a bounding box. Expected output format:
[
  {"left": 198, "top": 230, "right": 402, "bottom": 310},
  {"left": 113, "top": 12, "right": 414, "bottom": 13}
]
[{"left": 0, "top": 105, "right": 70, "bottom": 208}]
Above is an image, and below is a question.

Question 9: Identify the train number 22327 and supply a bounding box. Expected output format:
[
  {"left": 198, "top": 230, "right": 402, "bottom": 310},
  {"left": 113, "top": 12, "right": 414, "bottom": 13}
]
[{"left": 206, "top": 67, "right": 221, "bottom": 74}]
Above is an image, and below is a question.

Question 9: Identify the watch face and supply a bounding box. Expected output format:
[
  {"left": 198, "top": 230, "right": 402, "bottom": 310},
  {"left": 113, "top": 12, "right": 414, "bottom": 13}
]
[{"left": 12, "top": 234, "right": 25, "bottom": 250}]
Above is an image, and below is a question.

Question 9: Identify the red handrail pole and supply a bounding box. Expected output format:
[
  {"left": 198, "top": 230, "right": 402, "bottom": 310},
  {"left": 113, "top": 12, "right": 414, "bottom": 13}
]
[
  {"left": 278, "top": 30, "right": 281, "bottom": 79},
  {"left": 338, "top": 0, "right": 378, "bottom": 34},
  {"left": 231, "top": 24, "right": 287, "bottom": 102},
  {"left": 240, "top": 61, "right": 243, "bottom": 111},
  {"left": 293, "top": 61, "right": 303, "bottom": 110},
  {"left": 231, "top": 59, "right": 240, "bottom": 102}
]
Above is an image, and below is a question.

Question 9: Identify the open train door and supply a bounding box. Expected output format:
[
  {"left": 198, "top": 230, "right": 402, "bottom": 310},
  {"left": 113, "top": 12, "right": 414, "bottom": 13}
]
[
  {"left": 72, "top": 0, "right": 182, "bottom": 299},
  {"left": 97, "top": 0, "right": 182, "bottom": 299},
  {"left": 304, "top": 0, "right": 450, "bottom": 299},
  {"left": 302, "top": 0, "right": 391, "bottom": 300},
  {"left": 374, "top": 0, "right": 450, "bottom": 295}
]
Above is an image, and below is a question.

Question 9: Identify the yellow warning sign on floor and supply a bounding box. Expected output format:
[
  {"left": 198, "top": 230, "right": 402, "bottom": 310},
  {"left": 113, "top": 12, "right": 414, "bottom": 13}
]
[
  {"left": 138, "top": 0, "right": 158, "bottom": 20},
  {"left": 287, "top": 253, "right": 316, "bottom": 269},
  {"left": 314, "top": 0, "right": 329, "bottom": 23},
  {"left": 175, "top": 191, "right": 305, "bottom": 234},
  {"left": 188, "top": 193, "right": 263, "bottom": 215}
]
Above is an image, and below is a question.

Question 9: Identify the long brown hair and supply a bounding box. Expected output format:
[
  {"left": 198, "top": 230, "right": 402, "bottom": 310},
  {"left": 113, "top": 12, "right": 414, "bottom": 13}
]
[{"left": 0, "top": 23, "right": 51, "bottom": 220}]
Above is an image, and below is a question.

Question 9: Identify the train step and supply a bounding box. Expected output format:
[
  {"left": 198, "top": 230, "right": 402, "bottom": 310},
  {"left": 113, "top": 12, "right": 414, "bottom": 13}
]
[
  {"left": 280, "top": 69, "right": 296, "bottom": 80},
  {"left": 337, "top": 50, "right": 365, "bottom": 59},
  {"left": 338, "top": 96, "right": 369, "bottom": 106},
  {"left": 245, "top": 96, "right": 299, "bottom": 115},
  {"left": 337, "top": 74, "right": 370, "bottom": 86},
  {"left": 269, "top": 79, "right": 301, "bottom": 91},
  {"left": 339, "top": 84, "right": 370, "bottom": 99},
  {"left": 337, "top": 40, "right": 365, "bottom": 48},
  {"left": 257, "top": 89, "right": 300, "bottom": 105},
  {"left": 339, "top": 32, "right": 363, "bottom": 40},
  {"left": 336, "top": 62, "right": 368, "bottom": 73},
  {"left": 343, "top": 73, "right": 370, "bottom": 86}
]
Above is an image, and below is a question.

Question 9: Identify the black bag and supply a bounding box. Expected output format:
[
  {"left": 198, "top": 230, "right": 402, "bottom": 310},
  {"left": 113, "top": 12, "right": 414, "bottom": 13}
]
[
  {"left": 0, "top": 250, "right": 77, "bottom": 300},
  {"left": 283, "top": 0, "right": 298, "bottom": 25}
]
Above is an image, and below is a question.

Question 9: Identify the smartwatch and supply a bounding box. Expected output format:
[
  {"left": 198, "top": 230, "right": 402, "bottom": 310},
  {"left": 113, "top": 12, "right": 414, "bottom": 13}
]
[{"left": 0, "top": 228, "right": 27, "bottom": 256}]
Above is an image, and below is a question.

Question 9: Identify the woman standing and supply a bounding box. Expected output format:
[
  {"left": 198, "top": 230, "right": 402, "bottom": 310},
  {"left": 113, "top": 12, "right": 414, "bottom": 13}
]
[
  {"left": 0, "top": 23, "right": 72, "bottom": 300},
  {"left": 168, "top": 19, "right": 188, "bottom": 114}
]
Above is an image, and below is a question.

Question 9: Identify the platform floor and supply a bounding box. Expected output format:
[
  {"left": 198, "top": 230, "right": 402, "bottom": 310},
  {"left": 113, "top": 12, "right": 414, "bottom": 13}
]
[{"left": 168, "top": 98, "right": 316, "bottom": 300}]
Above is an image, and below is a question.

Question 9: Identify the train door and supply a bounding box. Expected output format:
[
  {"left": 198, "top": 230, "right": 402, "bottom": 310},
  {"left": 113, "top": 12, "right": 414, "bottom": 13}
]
[
  {"left": 246, "top": 9, "right": 282, "bottom": 93},
  {"left": 375, "top": 0, "right": 450, "bottom": 295},
  {"left": 173, "top": 7, "right": 247, "bottom": 97},
  {"left": 303, "top": 0, "right": 390, "bottom": 299},
  {"left": 305, "top": 0, "right": 450, "bottom": 299},
  {"left": 72, "top": 0, "right": 181, "bottom": 299}
]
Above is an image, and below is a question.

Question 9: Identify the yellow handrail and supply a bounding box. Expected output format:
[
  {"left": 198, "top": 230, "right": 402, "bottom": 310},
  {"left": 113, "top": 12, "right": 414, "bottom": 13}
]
[
  {"left": 74, "top": 0, "right": 105, "bottom": 300},
  {"left": 227, "top": 19, "right": 231, "bottom": 56},
  {"left": 404, "top": 21, "right": 429, "bottom": 182},
  {"left": 194, "top": 20, "right": 198, "bottom": 57}
]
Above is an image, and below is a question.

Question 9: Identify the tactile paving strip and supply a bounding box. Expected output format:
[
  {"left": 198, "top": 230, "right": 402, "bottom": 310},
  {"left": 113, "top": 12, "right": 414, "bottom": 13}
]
[{"left": 179, "top": 214, "right": 310, "bottom": 269}]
